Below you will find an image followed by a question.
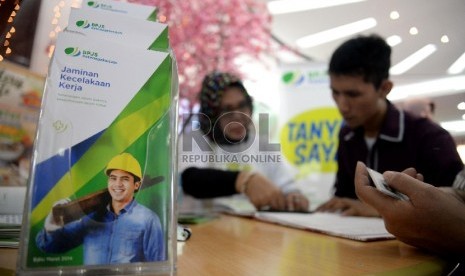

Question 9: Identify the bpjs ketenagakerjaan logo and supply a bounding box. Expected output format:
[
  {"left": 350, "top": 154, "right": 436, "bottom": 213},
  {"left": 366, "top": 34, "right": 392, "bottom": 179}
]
[
  {"left": 64, "top": 47, "right": 117, "bottom": 65},
  {"left": 64, "top": 47, "right": 81, "bottom": 57},
  {"left": 64, "top": 47, "right": 98, "bottom": 58},
  {"left": 180, "top": 112, "right": 283, "bottom": 164},
  {"left": 75, "top": 20, "right": 91, "bottom": 29},
  {"left": 86, "top": 1, "right": 126, "bottom": 14},
  {"left": 281, "top": 70, "right": 329, "bottom": 87},
  {"left": 75, "top": 20, "right": 122, "bottom": 35}
]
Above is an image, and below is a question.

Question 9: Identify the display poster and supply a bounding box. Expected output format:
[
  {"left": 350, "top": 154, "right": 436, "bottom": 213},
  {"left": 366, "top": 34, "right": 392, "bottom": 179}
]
[
  {"left": 278, "top": 63, "right": 342, "bottom": 205},
  {"left": 18, "top": 6, "right": 177, "bottom": 273},
  {"left": 0, "top": 61, "right": 45, "bottom": 186}
]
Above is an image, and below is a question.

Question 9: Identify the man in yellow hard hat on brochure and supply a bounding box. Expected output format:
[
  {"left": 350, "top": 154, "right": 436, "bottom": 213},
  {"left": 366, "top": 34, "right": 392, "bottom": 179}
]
[{"left": 36, "top": 153, "right": 166, "bottom": 264}]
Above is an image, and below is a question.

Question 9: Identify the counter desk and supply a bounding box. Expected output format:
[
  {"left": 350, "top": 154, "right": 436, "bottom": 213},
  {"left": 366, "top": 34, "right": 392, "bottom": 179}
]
[{"left": 0, "top": 214, "right": 454, "bottom": 275}]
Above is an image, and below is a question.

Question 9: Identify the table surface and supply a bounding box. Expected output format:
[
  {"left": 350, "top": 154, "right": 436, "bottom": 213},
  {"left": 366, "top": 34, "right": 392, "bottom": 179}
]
[{"left": 0, "top": 214, "right": 453, "bottom": 276}]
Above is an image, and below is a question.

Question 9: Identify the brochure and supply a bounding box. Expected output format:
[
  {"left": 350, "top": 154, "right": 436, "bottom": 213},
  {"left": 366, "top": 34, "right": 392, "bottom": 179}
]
[
  {"left": 66, "top": 7, "right": 169, "bottom": 51},
  {"left": 80, "top": 0, "right": 158, "bottom": 21},
  {"left": 17, "top": 28, "right": 177, "bottom": 275}
]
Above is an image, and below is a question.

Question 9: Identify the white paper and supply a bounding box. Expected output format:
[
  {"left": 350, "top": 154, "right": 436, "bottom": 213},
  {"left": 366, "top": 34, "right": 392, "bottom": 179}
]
[{"left": 255, "top": 212, "right": 395, "bottom": 241}]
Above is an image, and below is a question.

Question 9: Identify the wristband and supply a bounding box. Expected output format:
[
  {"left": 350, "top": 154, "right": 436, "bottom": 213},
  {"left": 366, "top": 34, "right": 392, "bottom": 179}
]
[{"left": 240, "top": 172, "right": 256, "bottom": 194}]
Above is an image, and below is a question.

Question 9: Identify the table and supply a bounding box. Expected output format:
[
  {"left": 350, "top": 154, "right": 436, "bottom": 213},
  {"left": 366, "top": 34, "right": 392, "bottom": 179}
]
[
  {"left": 0, "top": 214, "right": 454, "bottom": 275},
  {"left": 176, "top": 214, "right": 452, "bottom": 275}
]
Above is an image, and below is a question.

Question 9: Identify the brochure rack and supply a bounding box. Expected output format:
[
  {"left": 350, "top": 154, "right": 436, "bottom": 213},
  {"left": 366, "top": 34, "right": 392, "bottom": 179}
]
[{"left": 17, "top": 1, "right": 178, "bottom": 275}]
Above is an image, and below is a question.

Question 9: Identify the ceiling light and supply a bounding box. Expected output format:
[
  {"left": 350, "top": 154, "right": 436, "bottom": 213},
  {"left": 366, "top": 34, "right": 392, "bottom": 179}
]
[
  {"left": 390, "top": 11, "right": 400, "bottom": 20},
  {"left": 267, "top": 0, "right": 366, "bottom": 15},
  {"left": 458, "top": 102, "right": 465, "bottom": 110},
  {"left": 440, "top": 120, "right": 465, "bottom": 134},
  {"left": 441, "top": 35, "right": 449, "bottom": 43},
  {"left": 388, "top": 76, "right": 465, "bottom": 100},
  {"left": 386, "top": 35, "right": 402, "bottom": 46},
  {"left": 296, "top": 18, "right": 377, "bottom": 48},
  {"left": 390, "top": 44, "right": 437, "bottom": 75},
  {"left": 409, "top": 27, "right": 418, "bottom": 35},
  {"left": 448, "top": 52, "right": 465, "bottom": 74}
]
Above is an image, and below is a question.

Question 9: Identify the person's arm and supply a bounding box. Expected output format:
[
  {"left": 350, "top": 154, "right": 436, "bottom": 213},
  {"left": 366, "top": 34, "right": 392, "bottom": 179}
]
[
  {"left": 181, "top": 167, "right": 285, "bottom": 209},
  {"left": 36, "top": 218, "right": 84, "bottom": 253},
  {"left": 317, "top": 157, "right": 379, "bottom": 216},
  {"left": 333, "top": 133, "right": 356, "bottom": 198},
  {"left": 252, "top": 154, "right": 310, "bottom": 211},
  {"left": 36, "top": 198, "right": 84, "bottom": 253},
  {"left": 144, "top": 214, "right": 165, "bottom": 262},
  {"left": 181, "top": 167, "right": 239, "bottom": 198},
  {"left": 417, "top": 121, "right": 464, "bottom": 187},
  {"left": 315, "top": 132, "right": 378, "bottom": 216},
  {"left": 332, "top": 126, "right": 370, "bottom": 199},
  {"left": 182, "top": 167, "right": 308, "bottom": 211},
  {"left": 355, "top": 162, "right": 465, "bottom": 256}
]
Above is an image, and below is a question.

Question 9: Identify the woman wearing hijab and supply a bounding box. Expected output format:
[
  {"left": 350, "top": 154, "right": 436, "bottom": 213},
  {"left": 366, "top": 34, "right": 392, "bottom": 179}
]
[{"left": 179, "top": 72, "right": 309, "bottom": 212}]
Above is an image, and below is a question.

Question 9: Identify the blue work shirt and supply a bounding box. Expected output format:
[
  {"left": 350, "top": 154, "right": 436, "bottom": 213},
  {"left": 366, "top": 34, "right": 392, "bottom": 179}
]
[{"left": 36, "top": 199, "right": 165, "bottom": 264}]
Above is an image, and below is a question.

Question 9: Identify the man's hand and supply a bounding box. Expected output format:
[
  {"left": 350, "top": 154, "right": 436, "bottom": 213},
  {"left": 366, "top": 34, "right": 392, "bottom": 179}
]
[
  {"left": 316, "top": 196, "right": 379, "bottom": 217},
  {"left": 44, "top": 198, "right": 70, "bottom": 232},
  {"left": 355, "top": 161, "right": 465, "bottom": 256}
]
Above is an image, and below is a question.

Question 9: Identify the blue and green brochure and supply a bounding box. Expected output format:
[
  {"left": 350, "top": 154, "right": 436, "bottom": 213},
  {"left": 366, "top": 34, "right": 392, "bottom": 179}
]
[{"left": 17, "top": 26, "right": 177, "bottom": 275}]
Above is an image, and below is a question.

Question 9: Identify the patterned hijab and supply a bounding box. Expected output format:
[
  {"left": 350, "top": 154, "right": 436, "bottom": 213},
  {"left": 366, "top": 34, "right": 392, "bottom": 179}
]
[{"left": 199, "top": 71, "right": 253, "bottom": 144}]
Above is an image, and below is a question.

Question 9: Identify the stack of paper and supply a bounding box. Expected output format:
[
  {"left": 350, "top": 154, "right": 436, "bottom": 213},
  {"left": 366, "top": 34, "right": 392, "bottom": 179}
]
[
  {"left": 255, "top": 212, "right": 395, "bottom": 241},
  {"left": 0, "top": 214, "right": 22, "bottom": 248}
]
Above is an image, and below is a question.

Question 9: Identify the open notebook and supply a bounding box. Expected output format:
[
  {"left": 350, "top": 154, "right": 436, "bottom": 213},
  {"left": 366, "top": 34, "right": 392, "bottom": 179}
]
[{"left": 255, "top": 212, "right": 395, "bottom": 241}]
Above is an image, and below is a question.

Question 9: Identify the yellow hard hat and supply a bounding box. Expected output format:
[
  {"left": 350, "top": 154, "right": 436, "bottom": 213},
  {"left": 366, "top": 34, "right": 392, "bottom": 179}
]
[{"left": 105, "top": 153, "right": 142, "bottom": 180}]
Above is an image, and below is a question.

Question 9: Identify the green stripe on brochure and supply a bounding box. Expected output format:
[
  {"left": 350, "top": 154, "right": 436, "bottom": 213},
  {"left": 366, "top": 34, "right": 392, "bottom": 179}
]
[
  {"left": 148, "top": 27, "right": 169, "bottom": 51},
  {"left": 147, "top": 10, "right": 158, "bottom": 22}
]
